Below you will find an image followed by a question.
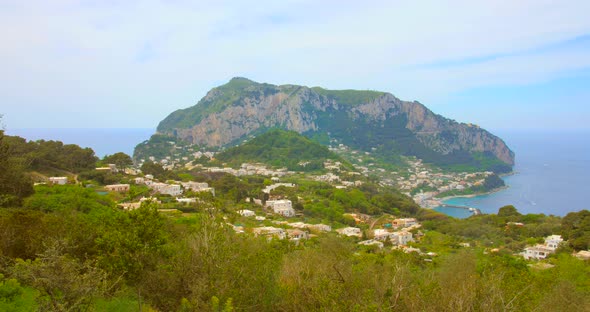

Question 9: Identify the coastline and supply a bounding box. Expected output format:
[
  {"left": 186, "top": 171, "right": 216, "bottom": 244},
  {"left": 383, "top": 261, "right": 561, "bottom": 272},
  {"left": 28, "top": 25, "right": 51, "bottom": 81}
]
[
  {"left": 436, "top": 185, "right": 510, "bottom": 203},
  {"left": 424, "top": 171, "right": 516, "bottom": 210}
]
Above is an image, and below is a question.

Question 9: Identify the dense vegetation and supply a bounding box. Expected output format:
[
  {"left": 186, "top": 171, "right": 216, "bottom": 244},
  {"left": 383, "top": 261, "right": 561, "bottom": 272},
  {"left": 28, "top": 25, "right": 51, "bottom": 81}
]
[
  {"left": 133, "top": 134, "right": 196, "bottom": 163},
  {"left": 0, "top": 186, "right": 588, "bottom": 311},
  {"left": 311, "top": 87, "right": 386, "bottom": 106},
  {"left": 0, "top": 131, "right": 98, "bottom": 207},
  {"left": 311, "top": 112, "right": 512, "bottom": 173},
  {"left": 1, "top": 131, "right": 588, "bottom": 311},
  {"left": 216, "top": 129, "right": 346, "bottom": 171}
]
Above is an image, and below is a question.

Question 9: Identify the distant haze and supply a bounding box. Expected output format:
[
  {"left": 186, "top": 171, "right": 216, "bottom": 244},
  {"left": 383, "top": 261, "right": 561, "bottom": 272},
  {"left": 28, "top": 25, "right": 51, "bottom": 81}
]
[{"left": 1, "top": 1, "right": 589, "bottom": 130}]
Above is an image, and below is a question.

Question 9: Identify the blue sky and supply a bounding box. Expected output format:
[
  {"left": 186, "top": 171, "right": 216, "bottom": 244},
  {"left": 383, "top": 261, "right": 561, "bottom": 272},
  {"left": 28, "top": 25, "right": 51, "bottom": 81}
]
[{"left": 1, "top": 0, "right": 589, "bottom": 131}]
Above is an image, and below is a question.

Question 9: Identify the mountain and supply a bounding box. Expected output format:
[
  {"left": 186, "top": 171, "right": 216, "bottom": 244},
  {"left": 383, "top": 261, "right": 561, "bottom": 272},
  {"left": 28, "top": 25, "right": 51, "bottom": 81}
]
[
  {"left": 215, "top": 129, "right": 346, "bottom": 171},
  {"left": 156, "top": 77, "right": 514, "bottom": 172}
]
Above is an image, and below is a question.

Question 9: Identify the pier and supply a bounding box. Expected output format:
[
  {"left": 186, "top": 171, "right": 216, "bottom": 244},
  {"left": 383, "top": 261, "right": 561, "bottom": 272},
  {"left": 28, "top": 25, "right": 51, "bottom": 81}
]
[{"left": 440, "top": 204, "right": 482, "bottom": 215}]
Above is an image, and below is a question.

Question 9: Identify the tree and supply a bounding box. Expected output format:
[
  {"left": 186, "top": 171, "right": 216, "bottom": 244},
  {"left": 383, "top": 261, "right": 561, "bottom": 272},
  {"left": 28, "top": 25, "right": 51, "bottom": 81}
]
[
  {"left": 0, "top": 127, "right": 34, "bottom": 206},
  {"left": 498, "top": 205, "right": 521, "bottom": 217},
  {"left": 102, "top": 152, "right": 133, "bottom": 170},
  {"left": 561, "top": 210, "right": 590, "bottom": 250}
]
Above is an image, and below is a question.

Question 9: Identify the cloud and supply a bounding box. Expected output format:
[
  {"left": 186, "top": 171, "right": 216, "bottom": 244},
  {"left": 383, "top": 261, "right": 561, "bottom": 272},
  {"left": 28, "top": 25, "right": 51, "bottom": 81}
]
[{"left": 1, "top": 0, "right": 589, "bottom": 128}]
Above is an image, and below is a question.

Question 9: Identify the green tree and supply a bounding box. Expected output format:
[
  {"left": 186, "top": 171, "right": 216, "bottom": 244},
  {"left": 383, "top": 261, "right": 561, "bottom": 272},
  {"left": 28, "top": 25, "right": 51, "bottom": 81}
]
[
  {"left": 102, "top": 152, "right": 133, "bottom": 170},
  {"left": 498, "top": 205, "right": 521, "bottom": 217},
  {"left": 0, "top": 127, "right": 34, "bottom": 206}
]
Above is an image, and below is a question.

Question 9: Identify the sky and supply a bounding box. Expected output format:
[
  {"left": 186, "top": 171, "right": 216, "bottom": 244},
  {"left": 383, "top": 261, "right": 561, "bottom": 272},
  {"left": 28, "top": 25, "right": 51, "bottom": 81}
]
[{"left": 1, "top": 0, "right": 590, "bottom": 131}]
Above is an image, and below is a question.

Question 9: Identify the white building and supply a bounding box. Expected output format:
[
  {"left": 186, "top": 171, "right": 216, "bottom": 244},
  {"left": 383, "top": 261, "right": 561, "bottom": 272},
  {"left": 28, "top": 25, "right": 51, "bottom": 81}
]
[
  {"left": 49, "top": 177, "right": 68, "bottom": 185},
  {"left": 176, "top": 198, "right": 196, "bottom": 204},
  {"left": 266, "top": 199, "right": 295, "bottom": 217},
  {"left": 522, "top": 234, "right": 564, "bottom": 260},
  {"left": 391, "top": 231, "right": 414, "bottom": 246},
  {"left": 180, "top": 181, "right": 215, "bottom": 196},
  {"left": 358, "top": 239, "right": 384, "bottom": 249},
  {"left": 393, "top": 218, "right": 418, "bottom": 228},
  {"left": 287, "top": 229, "right": 309, "bottom": 241},
  {"left": 523, "top": 245, "right": 555, "bottom": 260},
  {"left": 238, "top": 209, "right": 256, "bottom": 217},
  {"left": 545, "top": 235, "right": 563, "bottom": 250},
  {"left": 105, "top": 184, "right": 130, "bottom": 192},
  {"left": 336, "top": 227, "right": 362, "bottom": 238},
  {"left": 307, "top": 223, "right": 332, "bottom": 232},
  {"left": 252, "top": 227, "right": 286, "bottom": 240},
  {"left": 151, "top": 183, "right": 182, "bottom": 196}
]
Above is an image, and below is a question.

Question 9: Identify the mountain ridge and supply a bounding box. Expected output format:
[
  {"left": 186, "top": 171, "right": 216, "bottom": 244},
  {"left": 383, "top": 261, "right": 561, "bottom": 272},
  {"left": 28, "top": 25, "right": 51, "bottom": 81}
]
[{"left": 155, "top": 77, "right": 514, "bottom": 172}]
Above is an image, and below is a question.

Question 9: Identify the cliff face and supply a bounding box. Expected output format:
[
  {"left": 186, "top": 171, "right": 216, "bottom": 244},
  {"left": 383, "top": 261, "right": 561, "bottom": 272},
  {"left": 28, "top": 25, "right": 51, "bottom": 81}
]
[{"left": 157, "top": 77, "right": 515, "bottom": 168}]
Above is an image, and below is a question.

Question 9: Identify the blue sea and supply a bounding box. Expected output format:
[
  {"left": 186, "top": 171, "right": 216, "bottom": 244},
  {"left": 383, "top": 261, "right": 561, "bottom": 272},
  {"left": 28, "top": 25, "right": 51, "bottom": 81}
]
[
  {"left": 435, "top": 130, "right": 590, "bottom": 218},
  {"left": 5, "top": 128, "right": 154, "bottom": 158},
  {"left": 5, "top": 128, "right": 589, "bottom": 217}
]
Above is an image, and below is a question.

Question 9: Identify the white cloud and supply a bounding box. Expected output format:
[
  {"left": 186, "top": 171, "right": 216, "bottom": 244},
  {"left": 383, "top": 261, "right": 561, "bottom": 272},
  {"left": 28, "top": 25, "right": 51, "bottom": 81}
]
[{"left": 0, "top": 0, "right": 589, "bottom": 128}]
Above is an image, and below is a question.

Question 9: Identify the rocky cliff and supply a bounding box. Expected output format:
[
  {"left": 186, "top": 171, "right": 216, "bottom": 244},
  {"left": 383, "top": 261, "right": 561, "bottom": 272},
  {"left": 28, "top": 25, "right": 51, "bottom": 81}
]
[{"left": 156, "top": 77, "right": 514, "bottom": 171}]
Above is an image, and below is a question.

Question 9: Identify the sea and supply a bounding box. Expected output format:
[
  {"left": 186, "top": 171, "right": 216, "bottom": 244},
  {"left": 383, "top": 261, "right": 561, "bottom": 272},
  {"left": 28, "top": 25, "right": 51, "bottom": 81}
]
[
  {"left": 5, "top": 128, "right": 154, "bottom": 158},
  {"left": 5, "top": 128, "right": 589, "bottom": 217},
  {"left": 434, "top": 130, "right": 590, "bottom": 218}
]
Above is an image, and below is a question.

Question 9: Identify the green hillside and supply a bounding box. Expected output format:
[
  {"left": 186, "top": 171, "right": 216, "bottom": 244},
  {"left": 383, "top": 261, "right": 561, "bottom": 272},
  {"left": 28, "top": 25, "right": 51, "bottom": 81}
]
[{"left": 215, "top": 129, "right": 346, "bottom": 171}]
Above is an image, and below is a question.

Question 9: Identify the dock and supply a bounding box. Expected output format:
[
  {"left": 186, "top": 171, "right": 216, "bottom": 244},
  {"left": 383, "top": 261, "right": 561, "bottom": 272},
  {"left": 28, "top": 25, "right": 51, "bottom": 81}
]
[{"left": 440, "top": 204, "right": 482, "bottom": 215}]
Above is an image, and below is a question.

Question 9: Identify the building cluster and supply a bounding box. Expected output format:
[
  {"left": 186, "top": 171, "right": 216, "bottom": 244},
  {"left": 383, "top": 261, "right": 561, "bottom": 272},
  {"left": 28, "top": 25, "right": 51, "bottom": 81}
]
[
  {"left": 522, "top": 234, "right": 564, "bottom": 260},
  {"left": 198, "top": 163, "right": 294, "bottom": 177}
]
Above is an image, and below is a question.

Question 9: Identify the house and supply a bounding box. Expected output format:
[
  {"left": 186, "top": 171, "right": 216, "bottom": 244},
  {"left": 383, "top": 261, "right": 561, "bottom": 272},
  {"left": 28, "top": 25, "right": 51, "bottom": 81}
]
[
  {"left": 287, "top": 229, "right": 309, "bottom": 241},
  {"left": 393, "top": 218, "right": 418, "bottom": 228},
  {"left": 49, "top": 177, "right": 68, "bottom": 185},
  {"left": 358, "top": 239, "right": 384, "bottom": 249},
  {"left": 252, "top": 227, "right": 286, "bottom": 240},
  {"left": 182, "top": 181, "right": 215, "bottom": 196},
  {"left": 523, "top": 245, "right": 555, "bottom": 260},
  {"left": 266, "top": 199, "right": 295, "bottom": 217},
  {"left": 151, "top": 182, "right": 182, "bottom": 196},
  {"left": 118, "top": 202, "right": 141, "bottom": 210},
  {"left": 391, "top": 231, "right": 414, "bottom": 246},
  {"left": 105, "top": 184, "right": 130, "bottom": 192},
  {"left": 522, "top": 234, "right": 565, "bottom": 260},
  {"left": 96, "top": 164, "right": 118, "bottom": 173},
  {"left": 307, "top": 223, "right": 332, "bottom": 232},
  {"left": 373, "top": 229, "right": 393, "bottom": 241},
  {"left": 176, "top": 198, "right": 196, "bottom": 204},
  {"left": 336, "top": 227, "right": 362, "bottom": 238},
  {"left": 545, "top": 235, "right": 563, "bottom": 250},
  {"left": 238, "top": 209, "right": 256, "bottom": 217}
]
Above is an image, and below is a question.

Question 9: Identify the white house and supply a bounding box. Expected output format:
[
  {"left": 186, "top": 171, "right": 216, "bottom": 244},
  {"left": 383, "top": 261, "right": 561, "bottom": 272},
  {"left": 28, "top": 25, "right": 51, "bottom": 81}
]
[
  {"left": 358, "top": 239, "right": 384, "bottom": 249},
  {"left": 176, "top": 198, "right": 196, "bottom": 204},
  {"left": 266, "top": 199, "right": 295, "bottom": 217},
  {"left": 336, "top": 227, "right": 362, "bottom": 238},
  {"left": 393, "top": 218, "right": 418, "bottom": 228},
  {"left": 252, "top": 227, "right": 286, "bottom": 240},
  {"left": 105, "top": 184, "right": 130, "bottom": 192},
  {"left": 287, "top": 229, "right": 309, "bottom": 241},
  {"left": 522, "top": 234, "right": 564, "bottom": 260},
  {"left": 391, "top": 231, "right": 414, "bottom": 246},
  {"left": 523, "top": 245, "right": 555, "bottom": 260},
  {"left": 49, "top": 177, "right": 68, "bottom": 185},
  {"left": 151, "top": 182, "right": 183, "bottom": 196},
  {"left": 545, "top": 235, "right": 563, "bottom": 250},
  {"left": 307, "top": 223, "right": 332, "bottom": 232},
  {"left": 238, "top": 209, "right": 256, "bottom": 217},
  {"left": 182, "top": 181, "right": 215, "bottom": 196},
  {"left": 373, "top": 229, "right": 393, "bottom": 241}
]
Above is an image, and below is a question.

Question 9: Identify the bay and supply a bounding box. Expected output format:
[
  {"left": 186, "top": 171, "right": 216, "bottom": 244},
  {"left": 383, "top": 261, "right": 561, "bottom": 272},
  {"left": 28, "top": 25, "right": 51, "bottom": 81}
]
[{"left": 435, "top": 130, "right": 590, "bottom": 218}]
